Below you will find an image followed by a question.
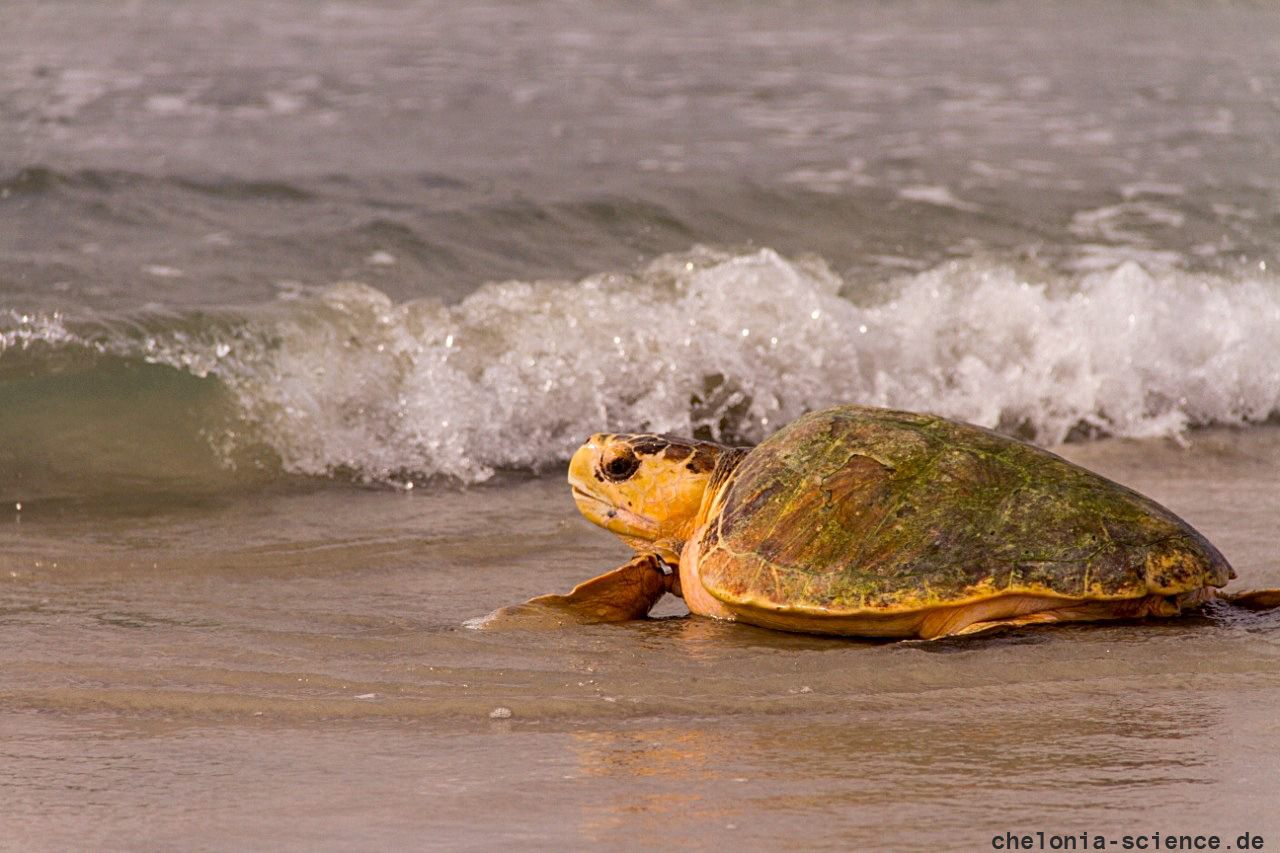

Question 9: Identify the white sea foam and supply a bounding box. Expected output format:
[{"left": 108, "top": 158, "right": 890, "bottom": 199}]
[{"left": 5, "top": 248, "right": 1280, "bottom": 484}]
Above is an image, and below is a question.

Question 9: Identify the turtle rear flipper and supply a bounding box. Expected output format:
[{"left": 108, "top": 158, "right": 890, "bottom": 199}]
[
  {"left": 922, "top": 587, "right": 1280, "bottom": 638},
  {"left": 1216, "top": 588, "right": 1280, "bottom": 609},
  {"left": 918, "top": 590, "right": 1205, "bottom": 639}
]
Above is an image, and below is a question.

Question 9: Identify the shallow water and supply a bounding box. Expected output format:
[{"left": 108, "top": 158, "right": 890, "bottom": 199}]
[
  {"left": 4, "top": 429, "right": 1280, "bottom": 850},
  {"left": 4, "top": 0, "right": 1280, "bottom": 848}
]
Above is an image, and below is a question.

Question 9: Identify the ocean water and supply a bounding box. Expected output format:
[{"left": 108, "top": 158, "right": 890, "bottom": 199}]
[{"left": 2, "top": 1, "right": 1280, "bottom": 850}]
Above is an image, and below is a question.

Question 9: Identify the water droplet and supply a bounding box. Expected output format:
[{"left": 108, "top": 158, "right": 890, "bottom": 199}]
[
  {"left": 741, "top": 328, "right": 749, "bottom": 337},
  {"left": 14, "top": 503, "right": 21, "bottom": 511},
  {"left": 810, "top": 309, "right": 821, "bottom": 319},
  {"left": 858, "top": 324, "right": 868, "bottom": 334},
  {"left": 444, "top": 334, "right": 454, "bottom": 348}
]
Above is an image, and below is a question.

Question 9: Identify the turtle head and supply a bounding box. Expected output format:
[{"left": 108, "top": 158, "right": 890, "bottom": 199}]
[{"left": 568, "top": 433, "right": 729, "bottom": 558}]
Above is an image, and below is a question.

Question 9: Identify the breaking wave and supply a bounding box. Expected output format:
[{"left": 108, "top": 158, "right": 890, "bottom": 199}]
[{"left": 3, "top": 247, "right": 1279, "bottom": 490}]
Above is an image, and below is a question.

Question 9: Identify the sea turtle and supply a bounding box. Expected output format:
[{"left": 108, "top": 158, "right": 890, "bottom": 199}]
[{"left": 491, "top": 404, "right": 1279, "bottom": 639}]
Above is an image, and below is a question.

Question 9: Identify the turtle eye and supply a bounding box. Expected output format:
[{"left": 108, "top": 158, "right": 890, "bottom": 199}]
[{"left": 602, "top": 453, "right": 640, "bottom": 482}]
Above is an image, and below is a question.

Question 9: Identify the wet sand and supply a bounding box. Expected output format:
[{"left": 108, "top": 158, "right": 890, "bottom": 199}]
[{"left": 3, "top": 428, "right": 1279, "bottom": 850}]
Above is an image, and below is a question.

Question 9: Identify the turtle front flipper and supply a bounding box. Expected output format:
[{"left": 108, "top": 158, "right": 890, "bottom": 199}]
[
  {"left": 471, "top": 554, "right": 673, "bottom": 629},
  {"left": 527, "top": 554, "right": 674, "bottom": 622}
]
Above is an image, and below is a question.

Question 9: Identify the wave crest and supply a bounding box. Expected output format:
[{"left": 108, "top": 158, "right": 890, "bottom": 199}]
[{"left": 4, "top": 248, "right": 1279, "bottom": 486}]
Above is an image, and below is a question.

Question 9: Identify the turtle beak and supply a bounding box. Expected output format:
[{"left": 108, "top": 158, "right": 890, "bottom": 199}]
[
  {"left": 567, "top": 441, "right": 660, "bottom": 539},
  {"left": 568, "top": 438, "right": 602, "bottom": 488}
]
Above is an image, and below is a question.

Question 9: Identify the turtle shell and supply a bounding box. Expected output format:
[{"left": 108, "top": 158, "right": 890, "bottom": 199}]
[{"left": 695, "top": 405, "right": 1233, "bottom": 615}]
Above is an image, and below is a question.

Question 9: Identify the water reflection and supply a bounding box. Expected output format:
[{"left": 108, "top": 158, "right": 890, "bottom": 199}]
[{"left": 563, "top": 686, "right": 1223, "bottom": 847}]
